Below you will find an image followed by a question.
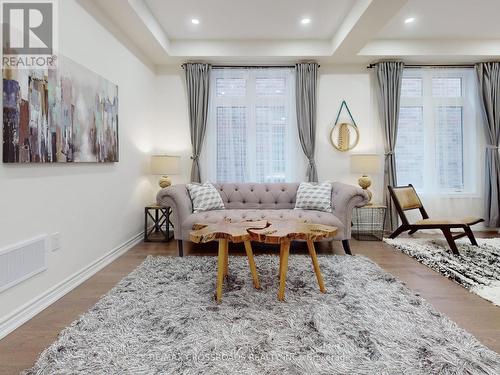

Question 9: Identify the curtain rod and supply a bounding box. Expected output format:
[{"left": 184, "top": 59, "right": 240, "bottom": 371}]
[
  {"left": 181, "top": 64, "right": 320, "bottom": 69},
  {"left": 367, "top": 63, "right": 475, "bottom": 69},
  {"left": 213, "top": 65, "right": 296, "bottom": 69}
]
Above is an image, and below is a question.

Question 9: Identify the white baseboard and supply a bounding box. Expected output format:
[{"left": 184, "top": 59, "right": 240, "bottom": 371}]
[{"left": 0, "top": 232, "right": 143, "bottom": 340}]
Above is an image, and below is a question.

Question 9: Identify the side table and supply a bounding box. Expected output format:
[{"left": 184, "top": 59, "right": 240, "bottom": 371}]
[
  {"left": 144, "top": 205, "right": 173, "bottom": 242},
  {"left": 352, "top": 204, "right": 386, "bottom": 241}
]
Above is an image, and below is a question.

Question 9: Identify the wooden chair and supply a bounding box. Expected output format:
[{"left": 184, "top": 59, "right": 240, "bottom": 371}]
[{"left": 388, "top": 184, "right": 484, "bottom": 255}]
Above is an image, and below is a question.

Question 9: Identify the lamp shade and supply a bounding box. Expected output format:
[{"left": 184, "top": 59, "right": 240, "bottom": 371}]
[
  {"left": 151, "top": 155, "right": 180, "bottom": 175},
  {"left": 350, "top": 154, "right": 381, "bottom": 174}
]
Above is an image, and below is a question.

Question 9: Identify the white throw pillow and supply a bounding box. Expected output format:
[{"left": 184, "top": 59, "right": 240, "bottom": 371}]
[
  {"left": 186, "top": 182, "right": 225, "bottom": 213},
  {"left": 294, "top": 182, "right": 333, "bottom": 213}
]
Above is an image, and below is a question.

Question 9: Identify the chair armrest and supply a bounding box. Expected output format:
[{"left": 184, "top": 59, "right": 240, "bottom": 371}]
[
  {"left": 156, "top": 184, "right": 192, "bottom": 240},
  {"left": 331, "top": 182, "right": 369, "bottom": 240}
]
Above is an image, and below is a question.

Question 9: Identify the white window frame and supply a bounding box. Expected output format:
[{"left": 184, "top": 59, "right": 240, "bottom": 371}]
[
  {"left": 202, "top": 68, "right": 301, "bottom": 183},
  {"left": 397, "top": 68, "right": 480, "bottom": 197}
]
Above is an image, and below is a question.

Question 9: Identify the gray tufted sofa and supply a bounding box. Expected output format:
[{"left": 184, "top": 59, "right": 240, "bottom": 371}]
[{"left": 157, "top": 182, "right": 368, "bottom": 256}]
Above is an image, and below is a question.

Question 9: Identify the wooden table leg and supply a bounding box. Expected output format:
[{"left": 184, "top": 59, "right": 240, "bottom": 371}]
[
  {"left": 307, "top": 240, "right": 326, "bottom": 293},
  {"left": 279, "top": 242, "right": 284, "bottom": 279},
  {"left": 216, "top": 239, "right": 228, "bottom": 303},
  {"left": 278, "top": 239, "right": 290, "bottom": 301},
  {"left": 244, "top": 241, "right": 260, "bottom": 289},
  {"left": 223, "top": 241, "right": 229, "bottom": 278}
]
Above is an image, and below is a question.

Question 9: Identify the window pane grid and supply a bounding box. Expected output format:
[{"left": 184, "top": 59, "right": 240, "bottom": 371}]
[
  {"left": 256, "top": 106, "right": 286, "bottom": 182},
  {"left": 209, "top": 68, "right": 296, "bottom": 183},
  {"left": 216, "top": 106, "right": 247, "bottom": 182},
  {"left": 397, "top": 70, "right": 475, "bottom": 195},
  {"left": 396, "top": 106, "right": 424, "bottom": 188},
  {"left": 432, "top": 77, "right": 462, "bottom": 98},
  {"left": 256, "top": 78, "right": 286, "bottom": 96},
  {"left": 401, "top": 78, "right": 422, "bottom": 97},
  {"left": 216, "top": 78, "right": 246, "bottom": 97},
  {"left": 435, "top": 106, "right": 464, "bottom": 191}
]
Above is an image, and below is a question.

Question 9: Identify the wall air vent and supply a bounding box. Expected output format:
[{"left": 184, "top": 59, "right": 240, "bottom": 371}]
[{"left": 0, "top": 235, "right": 47, "bottom": 293}]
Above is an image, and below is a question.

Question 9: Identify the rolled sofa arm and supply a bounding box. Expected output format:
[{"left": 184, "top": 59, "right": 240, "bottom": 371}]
[
  {"left": 156, "top": 184, "right": 192, "bottom": 240},
  {"left": 331, "top": 182, "right": 369, "bottom": 240}
]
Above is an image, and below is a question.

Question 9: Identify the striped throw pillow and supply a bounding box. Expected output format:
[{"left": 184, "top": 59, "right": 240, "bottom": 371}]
[
  {"left": 294, "top": 182, "right": 333, "bottom": 213},
  {"left": 186, "top": 182, "right": 225, "bottom": 213}
]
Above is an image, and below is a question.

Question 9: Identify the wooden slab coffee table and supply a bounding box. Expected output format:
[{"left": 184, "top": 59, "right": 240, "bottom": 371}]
[
  {"left": 248, "top": 221, "right": 337, "bottom": 301},
  {"left": 190, "top": 220, "right": 268, "bottom": 303}
]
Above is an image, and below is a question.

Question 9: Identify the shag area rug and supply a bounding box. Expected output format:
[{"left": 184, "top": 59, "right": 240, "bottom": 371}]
[
  {"left": 384, "top": 237, "right": 500, "bottom": 306},
  {"left": 25, "top": 255, "right": 500, "bottom": 374}
]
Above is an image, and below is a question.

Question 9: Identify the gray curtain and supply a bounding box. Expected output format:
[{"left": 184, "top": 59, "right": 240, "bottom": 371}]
[
  {"left": 184, "top": 63, "right": 211, "bottom": 182},
  {"left": 295, "top": 62, "right": 319, "bottom": 182},
  {"left": 374, "top": 61, "right": 404, "bottom": 231},
  {"left": 476, "top": 62, "right": 500, "bottom": 227}
]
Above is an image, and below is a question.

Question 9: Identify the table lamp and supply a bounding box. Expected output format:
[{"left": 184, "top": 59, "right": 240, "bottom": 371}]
[
  {"left": 350, "top": 154, "right": 381, "bottom": 205},
  {"left": 151, "top": 155, "right": 180, "bottom": 188}
]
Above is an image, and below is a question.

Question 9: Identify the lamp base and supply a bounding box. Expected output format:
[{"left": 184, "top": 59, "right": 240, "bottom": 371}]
[
  {"left": 358, "top": 175, "right": 373, "bottom": 205},
  {"left": 363, "top": 188, "right": 373, "bottom": 204},
  {"left": 159, "top": 175, "right": 172, "bottom": 188}
]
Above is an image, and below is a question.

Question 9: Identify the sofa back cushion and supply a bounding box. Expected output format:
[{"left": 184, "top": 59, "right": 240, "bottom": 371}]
[{"left": 212, "top": 183, "right": 299, "bottom": 209}]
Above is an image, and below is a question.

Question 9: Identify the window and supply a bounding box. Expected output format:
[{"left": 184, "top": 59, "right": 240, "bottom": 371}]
[
  {"left": 396, "top": 69, "right": 479, "bottom": 194},
  {"left": 202, "top": 68, "right": 302, "bottom": 182}
]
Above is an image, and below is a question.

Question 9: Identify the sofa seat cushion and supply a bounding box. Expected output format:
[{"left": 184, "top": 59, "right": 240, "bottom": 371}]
[{"left": 182, "top": 209, "right": 345, "bottom": 240}]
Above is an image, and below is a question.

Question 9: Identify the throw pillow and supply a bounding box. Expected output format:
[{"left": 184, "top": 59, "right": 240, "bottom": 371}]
[
  {"left": 294, "top": 182, "right": 333, "bottom": 212},
  {"left": 186, "top": 182, "right": 225, "bottom": 213}
]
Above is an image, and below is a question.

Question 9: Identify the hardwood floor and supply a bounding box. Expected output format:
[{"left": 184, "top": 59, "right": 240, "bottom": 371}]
[{"left": 0, "top": 235, "right": 499, "bottom": 374}]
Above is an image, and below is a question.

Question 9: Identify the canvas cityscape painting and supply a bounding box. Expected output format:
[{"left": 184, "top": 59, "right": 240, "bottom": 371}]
[{"left": 2, "top": 56, "right": 119, "bottom": 163}]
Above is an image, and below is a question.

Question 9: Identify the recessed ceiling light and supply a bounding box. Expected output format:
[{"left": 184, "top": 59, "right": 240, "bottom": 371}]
[
  {"left": 404, "top": 17, "right": 415, "bottom": 24},
  {"left": 191, "top": 18, "right": 200, "bottom": 25},
  {"left": 301, "top": 18, "right": 311, "bottom": 25}
]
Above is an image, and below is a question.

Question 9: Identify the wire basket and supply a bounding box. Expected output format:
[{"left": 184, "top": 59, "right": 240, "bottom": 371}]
[{"left": 352, "top": 206, "right": 386, "bottom": 241}]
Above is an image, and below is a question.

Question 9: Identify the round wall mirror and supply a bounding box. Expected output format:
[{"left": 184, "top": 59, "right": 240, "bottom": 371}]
[{"left": 329, "top": 122, "right": 360, "bottom": 152}]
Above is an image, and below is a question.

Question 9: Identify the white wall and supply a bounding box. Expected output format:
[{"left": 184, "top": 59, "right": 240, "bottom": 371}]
[
  {"left": 153, "top": 67, "right": 192, "bottom": 185},
  {"left": 317, "top": 65, "right": 385, "bottom": 202},
  {"left": 0, "top": 0, "right": 158, "bottom": 322}
]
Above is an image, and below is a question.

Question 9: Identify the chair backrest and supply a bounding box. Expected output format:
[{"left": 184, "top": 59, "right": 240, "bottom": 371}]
[{"left": 388, "top": 184, "right": 428, "bottom": 225}]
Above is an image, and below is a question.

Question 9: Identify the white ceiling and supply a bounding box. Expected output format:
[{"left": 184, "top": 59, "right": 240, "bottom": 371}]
[
  {"left": 78, "top": 0, "right": 500, "bottom": 69},
  {"left": 145, "top": 0, "right": 354, "bottom": 40},
  {"left": 377, "top": 0, "right": 500, "bottom": 39}
]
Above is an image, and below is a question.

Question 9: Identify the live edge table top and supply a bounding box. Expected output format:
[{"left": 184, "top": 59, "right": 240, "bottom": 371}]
[
  {"left": 189, "top": 220, "right": 269, "bottom": 244},
  {"left": 190, "top": 220, "right": 338, "bottom": 244},
  {"left": 246, "top": 221, "right": 337, "bottom": 244}
]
